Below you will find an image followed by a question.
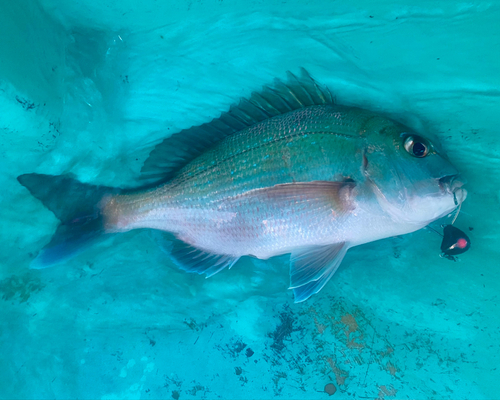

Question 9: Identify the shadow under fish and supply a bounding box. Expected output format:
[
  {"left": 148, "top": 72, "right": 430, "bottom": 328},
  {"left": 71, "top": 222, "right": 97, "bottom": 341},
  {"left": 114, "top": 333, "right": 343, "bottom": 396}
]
[{"left": 17, "top": 69, "right": 467, "bottom": 302}]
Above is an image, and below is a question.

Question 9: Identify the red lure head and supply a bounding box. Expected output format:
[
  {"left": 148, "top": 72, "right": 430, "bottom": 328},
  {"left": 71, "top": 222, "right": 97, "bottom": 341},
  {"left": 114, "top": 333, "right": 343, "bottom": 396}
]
[{"left": 441, "top": 225, "right": 471, "bottom": 257}]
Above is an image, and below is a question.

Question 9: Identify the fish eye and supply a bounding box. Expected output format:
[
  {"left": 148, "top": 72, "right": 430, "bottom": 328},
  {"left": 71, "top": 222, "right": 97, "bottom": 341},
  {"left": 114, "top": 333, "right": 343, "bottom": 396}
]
[{"left": 404, "top": 135, "right": 429, "bottom": 158}]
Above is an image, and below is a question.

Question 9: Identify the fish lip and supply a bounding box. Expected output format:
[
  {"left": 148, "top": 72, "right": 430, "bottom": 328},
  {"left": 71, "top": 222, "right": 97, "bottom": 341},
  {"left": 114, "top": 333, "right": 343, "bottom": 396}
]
[
  {"left": 438, "top": 174, "right": 468, "bottom": 206},
  {"left": 438, "top": 174, "right": 466, "bottom": 194}
]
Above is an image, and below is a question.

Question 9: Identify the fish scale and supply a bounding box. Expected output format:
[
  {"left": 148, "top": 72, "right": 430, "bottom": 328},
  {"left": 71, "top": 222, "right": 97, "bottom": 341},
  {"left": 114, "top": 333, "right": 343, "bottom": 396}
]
[{"left": 137, "top": 105, "right": 369, "bottom": 205}]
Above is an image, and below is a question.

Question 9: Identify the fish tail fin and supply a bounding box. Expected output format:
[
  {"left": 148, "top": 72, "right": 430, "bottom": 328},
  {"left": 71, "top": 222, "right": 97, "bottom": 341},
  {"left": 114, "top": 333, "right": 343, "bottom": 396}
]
[{"left": 17, "top": 173, "right": 119, "bottom": 268}]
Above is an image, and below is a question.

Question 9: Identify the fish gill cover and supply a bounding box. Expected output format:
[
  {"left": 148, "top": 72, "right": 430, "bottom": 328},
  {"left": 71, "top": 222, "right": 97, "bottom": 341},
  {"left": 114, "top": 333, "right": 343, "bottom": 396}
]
[{"left": 0, "top": 0, "right": 499, "bottom": 399}]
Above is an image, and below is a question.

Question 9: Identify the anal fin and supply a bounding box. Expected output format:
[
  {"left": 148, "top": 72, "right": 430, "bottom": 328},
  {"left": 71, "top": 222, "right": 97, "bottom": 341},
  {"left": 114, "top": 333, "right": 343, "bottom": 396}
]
[
  {"left": 289, "top": 242, "right": 349, "bottom": 303},
  {"left": 170, "top": 240, "right": 239, "bottom": 278}
]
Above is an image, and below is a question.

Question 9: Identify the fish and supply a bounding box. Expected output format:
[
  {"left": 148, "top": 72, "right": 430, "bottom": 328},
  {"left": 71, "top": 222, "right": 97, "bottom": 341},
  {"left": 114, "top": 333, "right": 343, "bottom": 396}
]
[{"left": 17, "top": 68, "right": 467, "bottom": 302}]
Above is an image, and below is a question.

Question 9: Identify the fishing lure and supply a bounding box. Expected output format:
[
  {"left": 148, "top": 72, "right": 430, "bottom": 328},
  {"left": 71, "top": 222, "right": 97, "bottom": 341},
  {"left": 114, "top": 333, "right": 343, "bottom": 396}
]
[{"left": 440, "top": 224, "right": 471, "bottom": 261}]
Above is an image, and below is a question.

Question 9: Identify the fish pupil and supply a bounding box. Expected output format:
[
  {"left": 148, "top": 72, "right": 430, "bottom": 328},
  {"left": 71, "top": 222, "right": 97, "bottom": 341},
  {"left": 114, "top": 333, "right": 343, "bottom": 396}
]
[{"left": 412, "top": 142, "right": 427, "bottom": 157}]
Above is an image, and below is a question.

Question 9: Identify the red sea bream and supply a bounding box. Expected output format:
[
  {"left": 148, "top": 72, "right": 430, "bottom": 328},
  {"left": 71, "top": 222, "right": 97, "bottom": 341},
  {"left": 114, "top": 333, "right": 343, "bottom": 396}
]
[{"left": 18, "top": 69, "right": 467, "bottom": 302}]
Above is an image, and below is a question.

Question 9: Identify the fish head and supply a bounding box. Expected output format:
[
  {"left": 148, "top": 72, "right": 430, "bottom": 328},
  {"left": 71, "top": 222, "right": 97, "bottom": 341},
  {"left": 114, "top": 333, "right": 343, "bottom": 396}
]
[{"left": 362, "top": 123, "right": 466, "bottom": 226}]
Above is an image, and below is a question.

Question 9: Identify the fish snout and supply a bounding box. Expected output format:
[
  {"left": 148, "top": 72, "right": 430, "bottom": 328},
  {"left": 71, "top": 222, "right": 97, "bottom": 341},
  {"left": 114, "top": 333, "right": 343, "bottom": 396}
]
[
  {"left": 438, "top": 174, "right": 467, "bottom": 204},
  {"left": 438, "top": 174, "right": 466, "bottom": 192}
]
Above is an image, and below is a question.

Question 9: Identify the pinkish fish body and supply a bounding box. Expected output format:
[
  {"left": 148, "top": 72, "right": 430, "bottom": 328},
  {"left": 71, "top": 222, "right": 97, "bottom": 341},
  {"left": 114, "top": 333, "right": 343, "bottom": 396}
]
[{"left": 18, "top": 69, "right": 466, "bottom": 302}]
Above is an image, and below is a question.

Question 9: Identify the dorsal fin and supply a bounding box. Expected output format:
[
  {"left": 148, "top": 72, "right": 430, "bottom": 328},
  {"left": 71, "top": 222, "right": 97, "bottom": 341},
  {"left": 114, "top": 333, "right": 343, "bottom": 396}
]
[{"left": 140, "top": 68, "right": 334, "bottom": 185}]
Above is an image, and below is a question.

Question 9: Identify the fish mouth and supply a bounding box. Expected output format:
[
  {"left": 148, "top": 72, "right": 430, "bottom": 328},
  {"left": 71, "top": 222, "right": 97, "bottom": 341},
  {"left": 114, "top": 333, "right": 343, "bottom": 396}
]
[{"left": 438, "top": 174, "right": 467, "bottom": 205}]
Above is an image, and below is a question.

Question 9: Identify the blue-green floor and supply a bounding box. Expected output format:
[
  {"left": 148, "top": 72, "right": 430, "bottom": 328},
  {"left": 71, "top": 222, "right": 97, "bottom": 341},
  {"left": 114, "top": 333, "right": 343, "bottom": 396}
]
[{"left": 1, "top": 0, "right": 499, "bottom": 398}]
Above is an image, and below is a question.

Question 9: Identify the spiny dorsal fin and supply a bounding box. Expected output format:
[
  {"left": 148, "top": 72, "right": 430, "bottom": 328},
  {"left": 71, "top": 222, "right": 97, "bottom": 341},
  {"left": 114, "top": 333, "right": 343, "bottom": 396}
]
[{"left": 140, "top": 68, "right": 334, "bottom": 185}]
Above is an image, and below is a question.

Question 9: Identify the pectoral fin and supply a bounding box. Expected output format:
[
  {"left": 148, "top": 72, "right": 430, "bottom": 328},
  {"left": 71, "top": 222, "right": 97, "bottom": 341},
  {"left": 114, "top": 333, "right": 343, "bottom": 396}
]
[
  {"left": 289, "top": 242, "right": 349, "bottom": 303},
  {"left": 223, "top": 180, "right": 357, "bottom": 218}
]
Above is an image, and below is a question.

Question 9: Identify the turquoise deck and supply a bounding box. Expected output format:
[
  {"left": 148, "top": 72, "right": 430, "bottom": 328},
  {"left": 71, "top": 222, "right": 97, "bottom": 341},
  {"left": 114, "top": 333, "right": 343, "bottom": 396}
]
[{"left": 0, "top": 0, "right": 498, "bottom": 398}]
